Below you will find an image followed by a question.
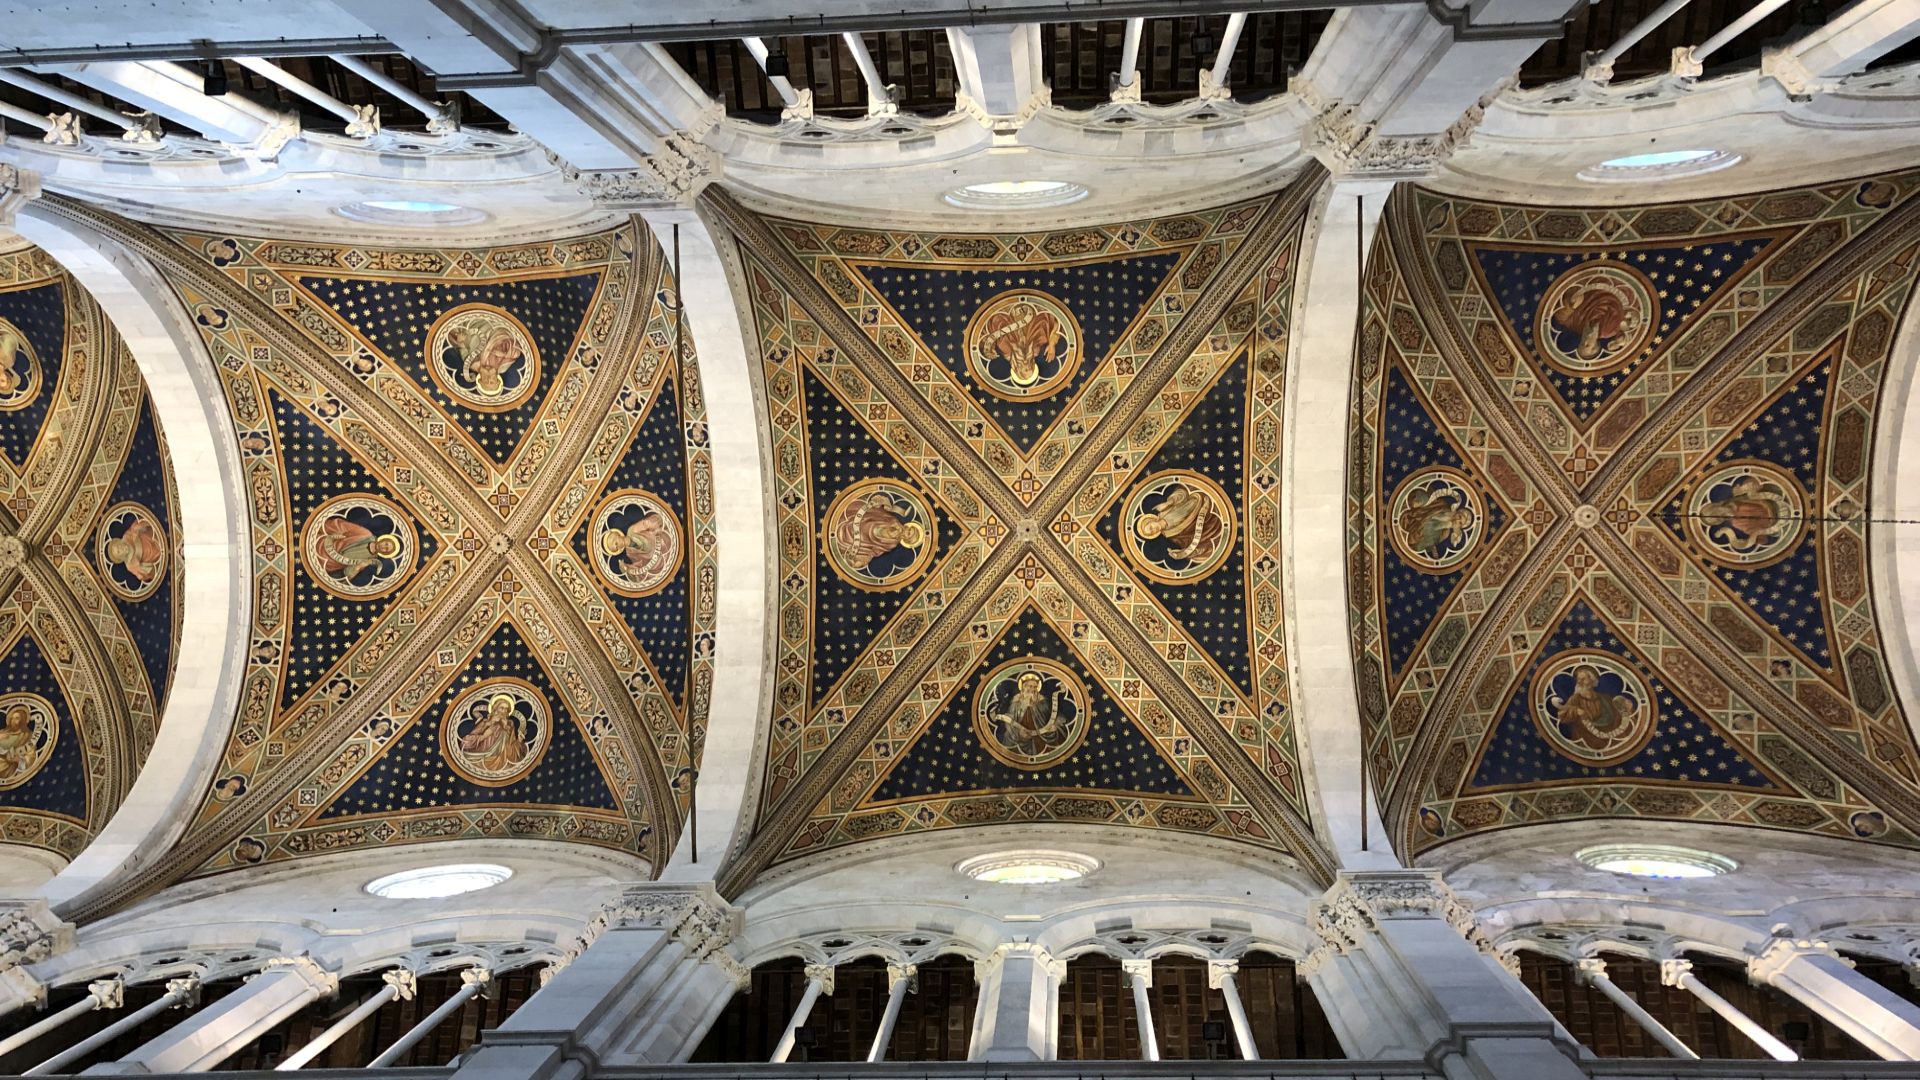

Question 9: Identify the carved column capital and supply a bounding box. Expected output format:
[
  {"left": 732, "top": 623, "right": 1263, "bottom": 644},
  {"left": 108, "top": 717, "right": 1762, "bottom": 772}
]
[
  {"left": 1749, "top": 938, "right": 1851, "bottom": 985},
  {"left": 459, "top": 967, "right": 492, "bottom": 994},
  {"left": 1316, "top": 871, "right": 1509, "bottom": 967},
  {"left": 1119, "top": 958, "right": 1154, "bottom": 987},
  {"left": 382, "top": 968, "right": 417, "bottom": 1001},
  {"left": 164, "top": 975, "right": 202, "bottom": 1007},
  {"left": 886, "top": 962, "right": 918, "bottom": 990},
  {"left": 803, "top": 962, "right": 837, "bottom": 995},
  {"left": 1659, "top": 958, "right": 1694, "bottom": 988},
  {"left": 578, "top": 882, "right": 742, "bottom": 969},
  {"left": 1294, "top": 77, "right": 1498, "bottom": 182},
  {"left": 1574, "top": 957, "right": 1608, "bottom": 984},
  {"left": 1671, "top": 46, "right": 1704, "bottom": 78},
  {"left": 1206, "top": 958, "right": 1240, "bottom": 990},
  {"left": 86, "top": 978, "right": 124, "bottom": 1009},
  {"left": 262, "top": 955, "right": 339, "bottom": 997}
]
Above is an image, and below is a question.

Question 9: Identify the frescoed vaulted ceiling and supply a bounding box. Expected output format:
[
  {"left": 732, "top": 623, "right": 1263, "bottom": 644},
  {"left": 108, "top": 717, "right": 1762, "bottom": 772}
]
[
  {"left": 41, "top": 210, "right": 717, "bottom": 887},
  {"left": 709, "top": 172, "right": 1330, "bottom": 892},
  {"left": 1348, "top": 171, "right": 1920, "bottom": 856},
  {"left": 0, "top": 242, "right": 180, "bottom": 860}
]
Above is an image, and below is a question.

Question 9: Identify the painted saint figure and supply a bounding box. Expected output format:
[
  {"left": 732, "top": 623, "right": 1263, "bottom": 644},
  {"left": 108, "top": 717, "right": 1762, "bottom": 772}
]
[
  {"left": 103, "top": 515, "right": 166, "bottom": 586},
  {"left": 600, "top": 510, "right": 678, "bottom": 590},
  {"left": 1396, "top": 486, "right": 1475, "bottom": 561},
  {"left": 458, "top": 693, "right": 532, "bottom": 776},
  {"left": 1695, "top": 473, "right": 1796, "bottom": 554},
  {"left": 312, "top": 516, "right": 404, "bottom": 587},
  {"left": 977, "top": 300, "right": 1065, "bottom": 389},
  {"left": 985, "top": 671, "right": 1074, "bottom": 759},
  {"left": 0, "top": 702, "right": 38, "bottom": 783},
  {"left": 0, "top": 322, "right": 33, "bottom": 405},
  {"left": 1536, "top": 263, "right": 1655, "bottom": 374},
  {"left": 1134, "top": 481, "right": 1224, "bottom": 565},
  {"left": 830, "top": 491, "right": 927, "bottom": 572},
  {"left": 1534, "top": 654, "right": 1652, "bottom": 766},
  {"left": 428, "top": 306, "right": 539, "bottom": 409}
]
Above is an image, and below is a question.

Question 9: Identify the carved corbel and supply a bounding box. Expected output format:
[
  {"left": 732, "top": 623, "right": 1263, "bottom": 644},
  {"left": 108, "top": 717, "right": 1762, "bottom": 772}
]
[
  {"left": 1670, "top": 46, "right": 1704, "bottom": 79},
  {"left": 0, "top": 899, "right": 71, "bottom": 972},
  {"left": 344, "top": 104, "right": 381, "bottom": 139},
  {"left": 121, "top": 111, "right": 165, "bottom": 144},
  {"left": 1206, "top": 958, "right": 1240, "bottom": 990},
  {"left": 41, "top": 112, "right": 82, "bottom": 147},
  {"left": 1760, "top": 48, "right": 1826, "bottom": 100},
  {"left": 1748, "top": 938, "right": 1851, "bottom": 986},
  {"left": 560, "top": 133, "right": 720, "bottom": 210},
  {"left": 1110, "top": 72, "right": 1143, "bottom": 104},
  {"left": 262, "top": 955, "right": 340, "bottom": 998},
  {"left": 381, "top": 968, "right": 418, "bottom": 1002},
  {"left": 1118, "top": 958, "right": 1154, "bottom": 988},
  {"left": 1198, "top": 68, "right": 1233, "bottom": 102},
  {"left": 780, "top": 88, "right": 815, "bottom": 123}
]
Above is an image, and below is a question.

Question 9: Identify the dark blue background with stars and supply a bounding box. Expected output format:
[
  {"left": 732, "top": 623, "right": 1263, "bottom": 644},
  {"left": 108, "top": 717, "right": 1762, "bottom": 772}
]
[
  {"left": 853, "top": 252, "right": 1181, "bottom": 449},
  {"left": 298, "top": 273, "right": 602, "bottom": 463},
  {"left": 802, "top": 365, "right": 960, "bottom": 707},
  {"left": 1662, "top": 357, "right": 1833, "bottom": 670},
  {"left": 270, "top": 389, "right": 435, "bottom": 710},
  {"left": 873, "top": 607, "right": 1193, "bottom": 800},
  {"left": 1469, "top": 600, "right": 1773, "bottom": 789},
  {"left": 0, "top": 633, "right": 87, "bottom": 820},
  {"left": 101, "top": 399, "right": 177, "bottom": 713},
  {"left": 1098, "top": 352, "right": 1253, "bottom": 697},
  {"left": 322, "top": 620, "right": 617, "bottom": 817},
  {"left": 1473, "top": 238, "right": 1772, "bottom": 422},
  {"left": 571, "top": 373, "right": 692, "bottom": 711},
  {"left": 0, "top": 281, "right": 65, "bottom": 470},
  {"left": 1379, "top": 363, "right": 1506, "bottom": 677}
]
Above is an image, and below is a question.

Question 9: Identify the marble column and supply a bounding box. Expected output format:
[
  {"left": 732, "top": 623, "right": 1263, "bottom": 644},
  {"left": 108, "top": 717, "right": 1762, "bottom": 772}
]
[
  {"left": 1208, "top": 959, "right": 1259, "bottom": 1060},
  {"left": 84, "top": 957, "right": 337, "bottom": 1074},
  {"left": 968, "top": 943, "right": 1059, "bottom": 1062},
  {"left": 1662, "top": 958, "right": 1797, "bottom": 1061},
  {"left": 276, "top": 969, "right": 414, "bottom": 1070},
  {"left": 865, "top": 963, "right": 915, "bottom": 1062},
  {"left": 1748, "top": 939, "right": 1920, "bottom": 1061},
  {"left": 769, "top": 964, "right": 833, "bottom": 1063},
  {"left": 1573, "top": 958, "right": 1696, "bottom": 1060},
  {"left": 0, "top": 980, "right": 121, "bottom": 1058},
  {"left": 447, "top": 884, "right": 746, "bottom": 1080},
  {"left": 1120, "top": 959, "right": 1160, "bottom": 1062},
  {"left": 1301, "top": 870, "right": 1586, "bottom": 1080}
]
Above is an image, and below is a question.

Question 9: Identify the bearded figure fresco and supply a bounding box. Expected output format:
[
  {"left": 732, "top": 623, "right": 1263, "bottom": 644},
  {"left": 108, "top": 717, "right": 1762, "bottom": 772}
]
[
  {"left": 1532, "top": 653, "right": 1655, "bottom": 766},
  {"left": 823, "top": 480, "right": 933, "bottom": 590},
  {"left": 440, "top": 680, "right": 550, "bottom": 786},
  {"left": 0, "top": 694, "right": 55, "bottom": 790},
  {"left": 973, "top": 658, "right": 1087, "bottom": 770},
  {"left": 1685, "top": 462, "right": 1805, "bottom": 566},
  {"left": 964, "top": 290, "right": 1081, "bottom": 399},
  {"left": 0, "top": 319, "right": 40, "bottom": 410},
  {"left": 301, "top": 496, "right": 415, "bottom": 599},
  {"left": 1388, "top": 469, "right": 1483, "bottom": 572},
  {"left": 1534, "top": 262, "right": 1657, "bottom": 375},
  {"left": 1123, "top": 471, "right": 1233, "bottom": 584},
  {"left": 96, "top": 502, "right": 169, "bottom": 601}
]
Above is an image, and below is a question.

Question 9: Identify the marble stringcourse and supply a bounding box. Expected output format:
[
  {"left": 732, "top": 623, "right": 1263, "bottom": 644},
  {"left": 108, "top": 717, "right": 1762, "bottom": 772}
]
[
  {"left": 1347, "top": 170, "right": 1920, "bottom": 855},
  {"left": 142, "top": 222, "right": 715, "bottom": 877},
  {"left": 0, "top": 243, "right": 181, "bottom": 859},
  {"left": 714, "top": 174, "right": 1335, "bottom": 887}
]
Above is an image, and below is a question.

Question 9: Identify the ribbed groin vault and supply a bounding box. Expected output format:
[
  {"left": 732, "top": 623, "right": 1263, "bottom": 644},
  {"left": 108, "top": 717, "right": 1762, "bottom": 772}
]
[{"left": 0, "top": 0, "right": 1918, "bottom": 1075}]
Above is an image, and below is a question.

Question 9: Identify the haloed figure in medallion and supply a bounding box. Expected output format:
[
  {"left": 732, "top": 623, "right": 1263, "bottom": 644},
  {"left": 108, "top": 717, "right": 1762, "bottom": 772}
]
[
  {"left": 0, "top": 703, "right": 39, "bottom": 783},
  {"left": 601, "top": 510, "right": 677, "bottom": 590},
  {"left": 102, "top": 515, "right": 166, "bottom": 587},
  {"left": 459, "top": 693, "right": 532, "bottom": 777},
  {"left": 1551, "top": 664, "right": 1636, "bottom": 756},
  {"left": 1134, "top": 480, "right": 1225, "bottom": 566},
  {"left": 978, "top": 300, "right": 1065, "bottom": 390},
  {"left": 441, "top": 324, "right": 526, "bottom": 398},
  {"left": 987, "top": 672, "right": 1073, "bottom": 759},
  {"left": 1695, "top": 473, "right": 1796, "bottom": 555},
  {"left": 831, "top": 490, "right": 926, "bottom": 575},
  {"left": 1396, "top": 485, "right": 1475, "bottom": 562},
  {"left": 313, "top": 515, "right": 404, "bottom": 589},
  {"left": 0, "top": 322, "right": 33, "bottom": 404}
]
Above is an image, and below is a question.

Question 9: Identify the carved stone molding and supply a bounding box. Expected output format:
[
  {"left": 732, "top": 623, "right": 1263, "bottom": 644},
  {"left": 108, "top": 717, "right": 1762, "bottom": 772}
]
[
  {"left": 1760, "top": 48, "right": 1827, "bottom": 99},
  {"left": 0, "top": 900, "right": 72, "bottom": 973},
  {"left": 1659, "top": 958, "right": 1694, "bottom": 988},
  {"left": 85, "top": 978, "right": 124, "bottom": 1009},
  {"left": 163, "top": 975, "right": 201, "bottom": 1008},
  {"left": 1749, "top": 938, "right": 1853, "bottom": 985},
  {"left": 561, "top": 133, "right": 721, "bottom": 209},
  {"left": 1295, "top": 78, "right": 1500, "bottom": 181},
  {"left": 955, "top": 86, "right": 1052, "bottom": 135},
  {"left": 0, "top": 165, "right": 42, "bottom": 229},
  {"left": 382, "top": 968, "right": 418, "bottom": 1002},
  {"left": 260, "top": 955, "right": 340, "bottom": 997},
  {"left": 1313, "top": 871, "right": 1510, "bottom": 969},
  {"left": 562, "top": 883, "right": 747, "bottom": 988},
  {"left": 885, "top": 962, "right": 917, "bottom": 990}
]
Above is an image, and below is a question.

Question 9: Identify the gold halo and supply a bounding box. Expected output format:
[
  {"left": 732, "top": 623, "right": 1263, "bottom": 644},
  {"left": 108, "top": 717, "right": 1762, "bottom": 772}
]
[
  {"left": 423, "top": 303, "right": 542, "bottom": 413},
  {"left": 438, "top": 677, "right": 551, "bottom": 787}
]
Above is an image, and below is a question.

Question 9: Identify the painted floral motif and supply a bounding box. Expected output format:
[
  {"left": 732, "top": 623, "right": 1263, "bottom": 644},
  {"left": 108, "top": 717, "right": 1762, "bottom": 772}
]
[
  {"left": 962, "top": 289, "right": 1081, "bottom": 400},
  {"left": 0, "top": 318, "right": 41, "bottom": 411},
  {"left": 821, "top": 479, "right": 933, "bottom": 591},
  {"left": 972, "top": 657, "right": 1088, "bottom": 770},
  {"left": 1387, "top": 468, "right": 1483, "bottom": 573},
  {"left": 0, "top": 694, "right": 55, "bottom": 790},
  {"left": 1684, "top": 461, "right": 1806, "bottom": 567},
  {"left": 426, "top": 304, "right": 540, "bottom": 411},
  {"left": 301, "top": 495, "right": 416, "bottom": 599},
  {"left": 591, "top": 490, "right": 682, "bottom": 597},
  {"left": 1534, "top": 261, "right": 1657, "bottom": 376},
  {"left": 96, "top": 502, "right": 168, "bottom": 601},
  {"left": 1531, "top": 651, "right": 1655, "bottom": 766},
  {"left": 1122, "top": 470, "right": 1234, "bottom": 585},
  {"left": 440, "top": 678, "right": 550, "bottom": 786}
]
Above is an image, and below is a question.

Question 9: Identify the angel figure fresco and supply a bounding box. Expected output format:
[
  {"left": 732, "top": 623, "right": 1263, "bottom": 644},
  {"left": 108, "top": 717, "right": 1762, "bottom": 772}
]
[
  {"left": 1396, "top": 485, "right": 1475, "bottom": 561},
  {"left": 1695, "top": 472, "right": 1797, "bottom": 555},
  {"left": 1547, "top": 273, "right": 1644, "bottom": 365},
  {"left": 1133, "top": 480, "right": 1225, "bottom": 565},
  {"left": 458, "top": 693, "right": 533, "bottom": 776},
  {"left": 312, "top": 515, "right": 403, "bottom": 587},
  {"left": 987, "top": 671, "right": 1073, "bottom": 759},
  {"left": 977, "top": 299, "right": 1066, "bottom": 389},
  {"left": 830, "top": 491, "right": 926, "bottom": 573},
  {"left": 1549, "top": 663, "right": 1638, "bottom": 755},
  {"left": 103, "top": 515, "right": 167, "bottom": 586},
  {"left": 0, "top": 703, "right": 42, "bottom": 784},
  {"left": 601, "top": 510, "right": 677, "bottom": 589}
]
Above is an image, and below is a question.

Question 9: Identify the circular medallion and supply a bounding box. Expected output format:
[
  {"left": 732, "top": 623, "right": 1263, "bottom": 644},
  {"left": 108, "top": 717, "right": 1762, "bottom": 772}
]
[
  {"left": 962, "top": 289, "right": 1083, "bottom": 400},
  {"left": 1387, "top": 468, "right": 1485, "bottom": 574},
  {"left": 1850, "top": 810, "right": 1888, "bottom": 839},
  {"left": 1533, "top": 261, "right": 1658, "bottom": 376},
  {"left": 439, "top": 677, "right": 550, "bottom": 786},
  {"left": 425, "top": 304, "right": 541, "bottom": 411},
  {"left": 0, "top": 318, "right": 41, "bottom": 412},
  {"left": 1530, "top": 650, "right": 1656, "bottom": 767},
  {"left": 591, "top": 489, "right": 683, "bottom": 598},
  {"left": 1418, "top": 806, "right": 1445, "bottom": 838},
  {"left": 301, "top": 495, "right": 416, "bottom": 600},
  {"left": 1121, "top": 470, "right": 1234, "bottom": 585},
  {"left": 0, "top": 693, "right": 56, "bottom": 790},
  {"left": 95, "top": 501, "right": 168, "bottom": 601},
  {"left": 821, "top": 479, "right": 935, "bottom": 592},
  {"left": 1683, "top": 460, "right": 1807, "bottom": 568},
  {"left": 971, "top": 657, "right": 1089, "bottom": 771}
]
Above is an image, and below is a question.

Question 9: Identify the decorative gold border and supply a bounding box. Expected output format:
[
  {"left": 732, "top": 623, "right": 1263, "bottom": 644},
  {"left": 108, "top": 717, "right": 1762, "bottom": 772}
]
[
  {"left": 817, "top": 478, "right": 937, "bottom": 594},
  {"left": 298, "top": 493, "right": 418, "bottom": 602},
  {"left": 93, "top": 500, "right": 168, "bottom": 602},
  {"left": 437, "top": 675, "right": 553, "bottom": 788},
  {"left": 960, "top": 288, "right": 1087, "bottom": 402},
  {"left": 1384, "top": 464, "right": 1487, "bottom": 577},
  {"left": 1119, "top": 468, "right": 1236, "bottom": 587},
  {"left": 1526, "top": 647, "right": 1659, "bottom": 769},
  {"left": 1680, "top": 457, "right": 1810, "bottom": 572},
  {"left": 422, "top": 303, "right": 544, "bottom": 414},
  {"left": 589, "top": 487, "right": 684, "bottom": 599},
  {"left": 968, "top": 655, "right": 1093, "bottom": 772},
  {"left": 1530, "top": 259, "right": 1662, "bottom": 379}
]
